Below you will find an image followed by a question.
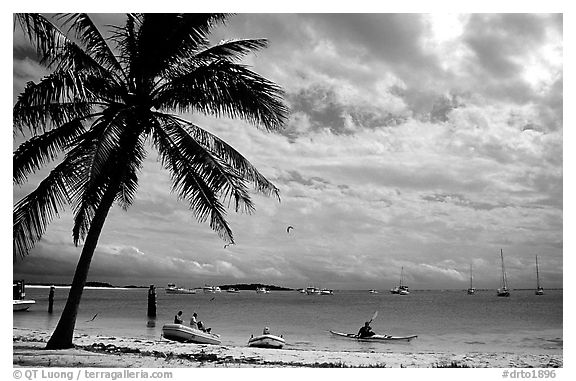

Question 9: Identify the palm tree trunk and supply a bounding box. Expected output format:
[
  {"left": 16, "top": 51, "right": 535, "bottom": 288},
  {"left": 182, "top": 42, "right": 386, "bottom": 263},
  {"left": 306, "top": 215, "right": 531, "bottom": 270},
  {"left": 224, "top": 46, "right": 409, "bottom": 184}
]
[{"left": 45, "top": 181, "right": 119, "bottom": 349}]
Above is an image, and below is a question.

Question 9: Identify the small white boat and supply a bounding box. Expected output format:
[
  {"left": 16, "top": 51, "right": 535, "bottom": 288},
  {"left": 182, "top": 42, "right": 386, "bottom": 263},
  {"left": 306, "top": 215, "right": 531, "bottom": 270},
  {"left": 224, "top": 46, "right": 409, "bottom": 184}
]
[
  {"left": 256, "top": 287, "right": 270, "bottom": 293},
  {"left": 497, "top": 249, "right": 510, "bottom": 297},
  {"left": 162, "top": 324, "right": 221, "bottom": 345},
  {"left": 305, "top": 286, "right": 320, "bottom": 295},
  {"left": 369, "top": 289, "right": 379, "bottom": 294},
  {"left": 166, "top": 283, "right": 197, "bottom": 294},
  {"left": 390, "top": 267, "right": 410, "bottom": 295},
  {"left": 226, "top": 287, "right": 240, "bottom": 293},
  {"left": 203, "top": 285, "right": 221, "bottom": 293},
  {"left": 13, "top": 280, "right": 35, "bottom": 311},
  {"left": 13, "top": 299, "right": 35, "bottom": 311},
  {"left": 467, "top": 264, "right": 476, "bottom": 295},
  {"left": 248, "top": 334, "right": 286, "bottom": 349},
  {"left": 320, "top": 288, "right": 334, "bottom": 295}
]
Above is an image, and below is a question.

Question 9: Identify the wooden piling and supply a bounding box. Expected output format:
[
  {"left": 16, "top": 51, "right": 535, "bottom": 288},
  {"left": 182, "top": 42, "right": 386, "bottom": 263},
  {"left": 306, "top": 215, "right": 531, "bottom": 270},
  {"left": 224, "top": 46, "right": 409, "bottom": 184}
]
[
  {"left": 48, "top": 285, "right": 55, "bottom": 313},
  {"left": 147, "top": 285, "right": 156, "bottom": 318}
]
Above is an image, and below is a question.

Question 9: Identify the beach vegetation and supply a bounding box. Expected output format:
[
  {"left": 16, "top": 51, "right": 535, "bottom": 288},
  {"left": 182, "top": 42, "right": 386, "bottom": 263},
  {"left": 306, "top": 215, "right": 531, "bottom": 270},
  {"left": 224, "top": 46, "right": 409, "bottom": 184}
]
[{"left": 13, "top": 13, "right": 288, "bottom": 349}]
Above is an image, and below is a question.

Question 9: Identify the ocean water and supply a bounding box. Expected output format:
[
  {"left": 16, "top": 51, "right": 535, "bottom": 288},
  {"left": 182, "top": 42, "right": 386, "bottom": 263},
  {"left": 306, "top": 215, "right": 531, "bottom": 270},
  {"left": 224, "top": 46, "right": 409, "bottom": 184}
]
[{"left": 14, "top": 287, "right": 562, "bottom": 355}]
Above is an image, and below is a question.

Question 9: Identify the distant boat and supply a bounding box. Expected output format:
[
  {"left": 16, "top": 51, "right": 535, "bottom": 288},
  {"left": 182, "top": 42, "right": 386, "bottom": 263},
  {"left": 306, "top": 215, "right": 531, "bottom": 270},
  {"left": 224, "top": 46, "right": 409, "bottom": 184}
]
[
  {"left": 297, "top": 288, "right": 306, "bottom": 293},
  {"left": 390, "top": 267, "right": 410, "bottom": 295},
  {"left": 13, "top": 280, "right": 35, "bottom": 311},
  {"left": 256, "top": 287, "right": 270, "bottom": 294},
  {"left": 226, "top": 287, "right": 240, "bottom": 293},
  {"left": 203, "top": 285, "right": 221, "bottom": 293},
  {"left": 497, "top": 249, "right": 510, "bottom": 297},
  {"left": 305, "top": 286, "right": 320, "bottom": 295},
  {"left": 320, "top": 288, "right": 334, "bottom": 295},
  {"left": 369, "top": 289, "right": 379, "bottom": 294},
  {"left": 166, "top": 283, "right": 197, "bottom": 294},
  {"left": 467, "top": 264, "right": 476, "bottom": 295},
  {"left": 535, "top": 255, "right": 544, "bottom": 295}
]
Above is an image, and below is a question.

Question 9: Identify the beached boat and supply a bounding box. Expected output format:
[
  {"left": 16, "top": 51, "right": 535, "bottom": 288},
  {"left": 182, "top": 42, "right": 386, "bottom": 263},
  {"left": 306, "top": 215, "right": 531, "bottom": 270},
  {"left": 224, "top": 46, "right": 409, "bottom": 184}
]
[
  {"left": 467, "top": 264, "right": 476, "bottom": 295},
  {"left": 13, "top": 280, "right": 35, "bottom": 311},
  {"left": 497, "top": 249, "right": 510, "bottom": 297},
  {"left": 165, "top": 283, "right": 197, "bottom": 294},
  {"left": 248, "top": 334, "right": 286, "bottom": 349},
  {"left": 320, "top": 288, "right": 334, "bottom": 295},
  {"left": 390, "top": 267, "right": 410, "bottom": 295},
  {"left": 329, "top": 330, "right": 417, "bottom": 342},
  {"left": 162, "top": 324, "right": 221, "bottom": 345},
  {"left": 256, "top": 287, "right": 270, "bottom": 294},
  {"left": 535, "top": 255, "right": 544, "bottom": 295}
]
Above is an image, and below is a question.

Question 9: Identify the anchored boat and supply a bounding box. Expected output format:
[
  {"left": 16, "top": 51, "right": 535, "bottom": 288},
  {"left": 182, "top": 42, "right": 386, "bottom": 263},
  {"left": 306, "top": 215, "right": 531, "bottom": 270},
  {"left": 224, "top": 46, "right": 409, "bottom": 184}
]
[
  {"left": 467, "top": 264, "right": 476, "bottom": 295},
  {"left": 390, "top": 267, "right": 410, "bottom": 295},
  {"left": 162, "top": 324, "right": 221, "bottom": 345},
  {"left": 497, "top": 249, "right": 510, "bottom": 297},
  {"left": 165, "top": 283, "right": 197, "bottom": 294},
  {"left": 535, "top": 255, "right": 544, "bottom": 295},
  {"left": 13, "top": 280, "right": 35, "bottom": 311}
]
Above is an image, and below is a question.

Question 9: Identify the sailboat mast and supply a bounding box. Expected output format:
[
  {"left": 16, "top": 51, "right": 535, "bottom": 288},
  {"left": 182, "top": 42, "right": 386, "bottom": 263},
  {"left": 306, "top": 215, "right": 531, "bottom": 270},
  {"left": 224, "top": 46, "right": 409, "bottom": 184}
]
[
  {"left": 536, "top": 255, "right": 540, "bottom": 288},
  {"left": 470, "top": 264, "right": 473, "bottom": 289},
  {"left": 500, "top": 249, "right": 507, "bottom": 288},
  {"left": 400, "top": 266, "right": 404, "bottom": 287}
]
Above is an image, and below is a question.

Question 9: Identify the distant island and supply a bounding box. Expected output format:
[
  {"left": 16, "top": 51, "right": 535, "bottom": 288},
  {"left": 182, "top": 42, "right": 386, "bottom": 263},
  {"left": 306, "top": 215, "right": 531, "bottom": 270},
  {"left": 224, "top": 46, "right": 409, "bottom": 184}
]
[{"left": 218, "top": 283, "right": 293, "bottom": 291}]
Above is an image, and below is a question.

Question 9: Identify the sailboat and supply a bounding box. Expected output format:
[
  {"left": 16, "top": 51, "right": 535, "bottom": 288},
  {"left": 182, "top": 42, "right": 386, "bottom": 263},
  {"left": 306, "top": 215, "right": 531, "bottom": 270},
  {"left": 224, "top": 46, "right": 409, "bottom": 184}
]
[
  {"left": 467, "top": 264, "right": 476, "bottom": 295},
  {"left": 496, "top": 249, "right": 510, "bottom": 297},
  {"left": 390, "top": 267, "right": 410, "bottom": 295},
  {"left": 535, "top": 255, "right": 544, "bottom": 295}
]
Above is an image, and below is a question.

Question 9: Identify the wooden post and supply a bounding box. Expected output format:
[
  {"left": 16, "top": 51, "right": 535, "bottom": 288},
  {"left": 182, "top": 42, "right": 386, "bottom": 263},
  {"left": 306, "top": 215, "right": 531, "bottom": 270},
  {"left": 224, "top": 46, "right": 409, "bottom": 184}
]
[
  {"left": 48, "top": 285, "right": 55, "bottom": 313},
  {"left": 147, "top": 285, "right": 156, "bottom": 318}
]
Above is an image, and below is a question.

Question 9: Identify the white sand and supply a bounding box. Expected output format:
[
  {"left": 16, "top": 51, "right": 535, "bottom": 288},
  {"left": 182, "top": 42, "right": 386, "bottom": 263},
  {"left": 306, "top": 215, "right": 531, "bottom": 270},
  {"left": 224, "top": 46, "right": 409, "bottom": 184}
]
[{"left": 13, "top": 328, "right": 562, "bottom": 368}]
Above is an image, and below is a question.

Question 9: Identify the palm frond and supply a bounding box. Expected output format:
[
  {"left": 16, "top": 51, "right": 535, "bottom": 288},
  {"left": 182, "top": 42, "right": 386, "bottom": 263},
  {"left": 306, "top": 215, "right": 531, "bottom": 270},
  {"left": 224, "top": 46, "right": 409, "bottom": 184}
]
[
  {"left": 151, "top": 118, "right": 234, "bottom": 242},
  {"left": 190, "top": 38, "right": 268, "bottom": 62},
  {"left": 57, "top": 13, "right": 126, "bottom": 82},
  {"left": 14, "top": 70, "right": 109, "bottom": 135},
  {"left": 15, "top": 13, "right": 68, "bottom": 66},
  {"left": 13, "top": 156, "right": 80, "bottom": 259},
  {"left": 154, "top": 60, "right": 288, "bottom": 131},
  {"left": 154, "top": 113, "right": 255, "bottom": 214},
  {"left": 13, "top": 116, "right": 94, "bottom": 185}
]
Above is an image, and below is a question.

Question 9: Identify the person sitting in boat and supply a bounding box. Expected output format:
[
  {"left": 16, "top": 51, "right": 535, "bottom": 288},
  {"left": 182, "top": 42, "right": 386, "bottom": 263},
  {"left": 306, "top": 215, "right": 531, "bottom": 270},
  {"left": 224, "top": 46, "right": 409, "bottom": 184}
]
[
  {"left": 263, "top": 327, "right": 271, "bottom": 335},
  {"left": 190, "top": 312, "right": 198, "bottom": 329},
  {"left": 357, "top": 321, "right": 376, "bottom": 338},
  {"left": 174, "top": 310, "right": 183, "bottom": 324}
]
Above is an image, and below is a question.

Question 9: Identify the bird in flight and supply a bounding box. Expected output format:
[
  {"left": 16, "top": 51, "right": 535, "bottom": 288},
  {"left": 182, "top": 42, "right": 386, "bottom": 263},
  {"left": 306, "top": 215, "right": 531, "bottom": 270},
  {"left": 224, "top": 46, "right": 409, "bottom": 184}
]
[{"left": 287, "top": 225, "right": 294, "bottom": 233}]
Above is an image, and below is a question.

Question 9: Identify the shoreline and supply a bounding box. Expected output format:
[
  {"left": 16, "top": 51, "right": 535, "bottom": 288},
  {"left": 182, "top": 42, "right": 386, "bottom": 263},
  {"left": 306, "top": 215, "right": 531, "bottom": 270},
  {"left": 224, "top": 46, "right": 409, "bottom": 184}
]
[{"left": 13, "top": 328, "right": 562, "bottom": 368}]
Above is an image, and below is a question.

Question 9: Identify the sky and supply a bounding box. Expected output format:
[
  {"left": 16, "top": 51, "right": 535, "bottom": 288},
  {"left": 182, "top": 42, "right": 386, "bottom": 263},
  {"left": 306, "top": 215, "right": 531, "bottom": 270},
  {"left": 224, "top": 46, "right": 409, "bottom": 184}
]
[{"left": 11, "top": 11, "right": 564, "bottom": 290}]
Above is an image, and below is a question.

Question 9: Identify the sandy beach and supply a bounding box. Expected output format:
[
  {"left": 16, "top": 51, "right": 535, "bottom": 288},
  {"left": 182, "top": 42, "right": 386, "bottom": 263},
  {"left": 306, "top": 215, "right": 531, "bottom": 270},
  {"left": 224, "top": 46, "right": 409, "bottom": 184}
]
[{"left": 13, "top": 328, "right": 562, "bottom": 368}]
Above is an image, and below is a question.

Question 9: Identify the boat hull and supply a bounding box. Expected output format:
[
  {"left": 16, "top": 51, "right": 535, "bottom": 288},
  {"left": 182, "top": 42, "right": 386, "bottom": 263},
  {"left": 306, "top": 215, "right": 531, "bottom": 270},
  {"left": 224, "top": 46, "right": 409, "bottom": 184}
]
[
  {"left": 166, "top": 289, "right": 197, "bottom": 294},
  {"left": 248, "top": 334, "right": 286, "bottom": 349},
  {"left": 329, "top": 330, "right": 417, "bottom": 342},
  {"left": 162, "top": 324, "right": 221, "bottom": 345},
  {"left": 13, "top": 300, "right": 35, "bottom": 311}
]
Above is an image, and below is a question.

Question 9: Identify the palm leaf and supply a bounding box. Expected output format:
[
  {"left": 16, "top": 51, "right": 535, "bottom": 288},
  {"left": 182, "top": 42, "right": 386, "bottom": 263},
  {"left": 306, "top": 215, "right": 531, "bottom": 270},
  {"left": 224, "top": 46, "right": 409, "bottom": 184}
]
[
  {"left": 13, "top": 116, "right": 91, "bottom": 185},
  {"left": 154, "top": 60, "right": 288, "bottom": 130}
]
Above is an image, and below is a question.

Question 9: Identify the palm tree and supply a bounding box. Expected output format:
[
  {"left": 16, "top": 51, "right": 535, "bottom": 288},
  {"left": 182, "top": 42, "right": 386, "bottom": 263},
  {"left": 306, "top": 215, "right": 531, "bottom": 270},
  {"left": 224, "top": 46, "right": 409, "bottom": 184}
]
[{"left": 13, "top": 13, "right": 288, "bottom": 349}]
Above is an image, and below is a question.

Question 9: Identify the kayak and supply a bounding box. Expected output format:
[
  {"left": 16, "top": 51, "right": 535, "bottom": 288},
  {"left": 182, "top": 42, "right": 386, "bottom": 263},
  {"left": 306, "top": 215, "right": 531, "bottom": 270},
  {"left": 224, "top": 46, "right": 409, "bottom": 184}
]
[
  {"left": 329, "top": 330, "right": 417, "bottom": 342},
  {"left": 248, "top": 334, "right": 286, "bottom": 349},
  {"left": 162, "top": 324, "right": 221, "bottom": 345}
]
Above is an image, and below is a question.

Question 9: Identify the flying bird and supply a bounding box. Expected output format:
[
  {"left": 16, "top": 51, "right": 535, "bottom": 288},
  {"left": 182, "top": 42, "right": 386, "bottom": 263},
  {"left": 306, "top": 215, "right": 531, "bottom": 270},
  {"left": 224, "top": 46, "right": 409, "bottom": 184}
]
[
  {"left": 287, "top": 226, "right": 294, "bottom": 233},
  {"left": 86, "top": 313, "right": 98, "bottom": 322}
]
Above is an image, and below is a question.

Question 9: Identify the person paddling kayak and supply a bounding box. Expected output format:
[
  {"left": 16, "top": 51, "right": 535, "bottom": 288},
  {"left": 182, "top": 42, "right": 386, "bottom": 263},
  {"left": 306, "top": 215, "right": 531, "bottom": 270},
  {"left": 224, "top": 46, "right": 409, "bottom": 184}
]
[{"left": 357, "top": 321, "right": 376, "bottom": 338}]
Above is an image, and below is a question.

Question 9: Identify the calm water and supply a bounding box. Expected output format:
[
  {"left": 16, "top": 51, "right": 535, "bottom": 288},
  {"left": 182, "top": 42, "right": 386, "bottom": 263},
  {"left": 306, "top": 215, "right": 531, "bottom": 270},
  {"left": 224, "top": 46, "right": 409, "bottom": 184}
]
[{"left": 14, "top": 287, "right": 562, "bottom": 355}]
